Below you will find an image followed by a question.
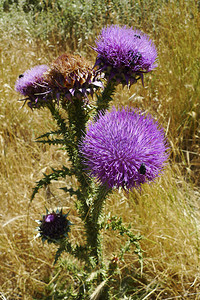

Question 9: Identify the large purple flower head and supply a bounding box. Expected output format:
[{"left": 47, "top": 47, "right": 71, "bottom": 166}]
[
  {"left": 79, "top": 107, "right": 169, "bottom": 190},
  {"left": 93, "top": 25, "right": 157, "bottom": 86},
  {"left": 15, "top": 64, "right": 50, "bottom": 108}
]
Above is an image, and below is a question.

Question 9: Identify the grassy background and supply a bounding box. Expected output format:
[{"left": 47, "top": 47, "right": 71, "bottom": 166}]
[{"left": 0, "top": 0, "right": 200, "bottom": 299}]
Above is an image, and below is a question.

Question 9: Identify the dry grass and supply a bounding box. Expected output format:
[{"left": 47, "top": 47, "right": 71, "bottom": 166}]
[
  {"left": 105, "top": 167, "right": 200, "bottom": 299},
  {"left": 0, "top": 0, "right": 200, "bottom": 299}
]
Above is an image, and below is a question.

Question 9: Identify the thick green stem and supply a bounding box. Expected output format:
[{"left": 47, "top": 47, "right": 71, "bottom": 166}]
[
  {"left": 96, "top": 80, "right": 116, "bottom": 116},
  {"left": 65, "top": 99, "right": 107, "bottom": 266},
  {"left": 88, "top": 185, "right": 112, "bottom": 265},
  {"left": 48, "top": 101, "right": 92, "bottom": 240},
  {"left": 47, "top": 103, "right": 76, "bottom": 164},
  {"left": 48, "top": 100, "right": 111, "bottom": 269}
]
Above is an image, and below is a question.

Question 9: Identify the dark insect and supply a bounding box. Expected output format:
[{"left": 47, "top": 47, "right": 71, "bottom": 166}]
[
  {"left": 19, "top": 74, "right": 24, "bottom": 78},
  {"left": 134, "top": 34, "right": 141, "bottom": 39},
  {"left": 128, "top": 50, "right": 141, "bottom": 65},
  {"left": 139, "top": 163, "right": 146, "bottom": 175}
]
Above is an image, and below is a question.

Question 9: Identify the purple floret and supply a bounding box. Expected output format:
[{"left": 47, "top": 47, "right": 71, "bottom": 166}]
[
  {"left": 15, "top": 64, "right": 49, "bottom": 96},
  {"left": 79, "top": 107, "right": 169, "bottom": 190},
  {"left": 93, "top": 25, "right": 157, "bottom": 85}
]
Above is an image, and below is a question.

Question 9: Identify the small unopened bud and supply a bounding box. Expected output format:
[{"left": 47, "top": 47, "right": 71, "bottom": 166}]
[{"left": 36, "top": 209, "right": 72, "bottom": 244}]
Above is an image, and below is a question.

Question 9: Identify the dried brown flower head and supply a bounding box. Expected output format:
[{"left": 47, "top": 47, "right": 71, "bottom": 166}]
[{"left": 45, "top": 54, "right": 103, "bottom": 101}]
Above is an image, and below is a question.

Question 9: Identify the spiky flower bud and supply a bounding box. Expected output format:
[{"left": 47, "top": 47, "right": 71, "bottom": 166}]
[{"left": 37, "top": 209, "right": 72, "bottom": 244}]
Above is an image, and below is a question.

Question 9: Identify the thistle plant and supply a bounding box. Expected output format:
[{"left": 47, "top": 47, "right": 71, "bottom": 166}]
[{"left": 15, "top": 25, "right": 169, "bottom": 299}]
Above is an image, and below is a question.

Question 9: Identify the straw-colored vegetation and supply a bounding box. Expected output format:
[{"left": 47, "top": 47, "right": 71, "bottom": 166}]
[{"left": 0, "top": 0, "right": 200, "bottom": 299}]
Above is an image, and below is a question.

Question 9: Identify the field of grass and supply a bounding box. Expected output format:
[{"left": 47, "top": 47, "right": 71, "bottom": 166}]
[{"left": 0, "top": 0, "right": 200, "bottom": 299}]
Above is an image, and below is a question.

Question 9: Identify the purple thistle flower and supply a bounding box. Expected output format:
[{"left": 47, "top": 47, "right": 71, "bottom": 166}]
[
  {"left": 15, "top": 64, "right": 50, "bottom": 108},
  {"left": 79, "top": 107, "right": 169, "bottom": 190},
  {"left": 15, "top": 64, "right": 49, "bottom": 96},
  {"left": 37, "top": 209, "right": 71, "bottom": 244},
  {"left": 93, "top": 25, "right": 157, "bottom": 86}
]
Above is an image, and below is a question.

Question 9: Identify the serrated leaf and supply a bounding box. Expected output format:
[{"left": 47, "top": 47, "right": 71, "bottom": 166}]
[
  {"left": 31, "top": 166, "right": 73, "bottom": 201},
  {"left": 36, "top": 138, "right": 66, "bottom": 145},
  {"left": 35, "top": 130, "right": 62, "bottom": 140},
  {"left": 60, "top": 187, "right": 81, "bottom": 198}
]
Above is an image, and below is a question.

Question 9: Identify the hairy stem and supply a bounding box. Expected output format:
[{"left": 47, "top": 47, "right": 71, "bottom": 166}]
[
  {"left": 88, "top": 185, "right": 111, "bottom": 265},
  {"left": 95, "top": 80, "right": 116, "bottom": 116}
]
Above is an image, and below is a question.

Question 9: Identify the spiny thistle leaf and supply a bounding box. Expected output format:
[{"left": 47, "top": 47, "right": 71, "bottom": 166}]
[
  {"left": 36, "top": 138, "right": 66, "bottom": 145},
  {"left": 54, "top": 239, "right": 72, "bottom": 265},
  {"left": 54, "top": 241, "right": 88, "bottom": 264},
  {"left": 31, "top": 166, "right": 73, "bottom": 201},
  {"left": 103, "top": 214, "right": 143, "bottom": 273},
  {"left": 35, "top": 130, "right": 62, "bottom": 140},
  {"left": 60, "top": 187, "right": 82, "bottom": 198},
  {"left": 48, "top": 105, "right": 68, "bottom": 133},
  {"left": 96, "top": 80, "right": 116, "bottom": 115}
]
